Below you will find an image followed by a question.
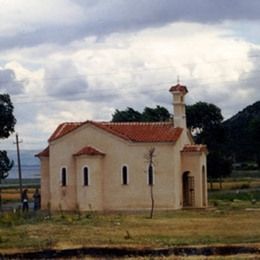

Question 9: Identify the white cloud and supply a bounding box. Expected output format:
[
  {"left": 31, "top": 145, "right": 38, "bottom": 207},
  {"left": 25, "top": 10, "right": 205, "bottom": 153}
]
[
  {"left": 5, "top": 61, "right": 44, "bottom": 96},
  {"left": 0, "top": 66, "right": 25, "bottom": 95},
  {"left": 66, "top": 22, "right": 256, "bottom": 114},
  {"left": 1, "top": 18, "right": 260, "bottom": 149},
  {"left": 36, "top": 100, "right": 104, "bottom": 135},
  {"left": 1, "top": 0, "right": 260, "bottom": 51},
  {"left": 44, "top": 60, "right": 88, "bottom": 99},
  {"left": 0, "top": 0, "right": 84, "bottom": 37}
]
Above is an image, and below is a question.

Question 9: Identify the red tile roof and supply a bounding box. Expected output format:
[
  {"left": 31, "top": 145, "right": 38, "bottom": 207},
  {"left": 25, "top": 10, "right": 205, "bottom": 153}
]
[
  {"left": 48, "top": 122, "right": 82, "bottom": 142},
  {"left": 169, "top": 84, "right": 188, "bottom": 94},
  {"left": 49, "top": 121, "right": 183, "bottom": 143},
  {"left": 35, "top": 146, "right": 49, "bottom": 157},
  {"left": 73, "top": 146, "right": 105, "bottom": 156},
  {"left": 181, "top": 144, "right": 207, "bottom": 153}
]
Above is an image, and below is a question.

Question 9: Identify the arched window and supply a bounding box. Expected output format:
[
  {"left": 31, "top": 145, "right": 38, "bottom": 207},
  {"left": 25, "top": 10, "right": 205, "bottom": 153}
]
[
  {"left": 122, "top": 165, "right": 128, "bottom": 185},
  {"left": 61, "top": 167, "right": 67, "bottom": 186},
  {"left": 148, "top": 164, "right": 154, "bottom": 185},
  {"left": 83, "top": 166, "right": 89, "bottom": 186}
]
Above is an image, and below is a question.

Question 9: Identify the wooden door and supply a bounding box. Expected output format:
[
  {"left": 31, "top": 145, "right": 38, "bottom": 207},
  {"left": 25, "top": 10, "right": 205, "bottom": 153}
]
[{"left": 183, "top": 172, "right": 195, "bottom": 207}]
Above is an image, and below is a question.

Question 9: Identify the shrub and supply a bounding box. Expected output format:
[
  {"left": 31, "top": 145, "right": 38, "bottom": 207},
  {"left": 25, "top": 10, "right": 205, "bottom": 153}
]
[
  {"left": 240, "top": 183, "right": 250, "bottom": 189},
  {"left": 0, "top": 211, "right": 24, "bottom": 227}
]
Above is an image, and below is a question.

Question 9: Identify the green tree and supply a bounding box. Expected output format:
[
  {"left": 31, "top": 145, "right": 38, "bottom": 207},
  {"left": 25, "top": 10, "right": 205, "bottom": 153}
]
[
  {"left": 112, "top": 107, "right": 142, "bottom": 122},
  {"left": 112, "top": 106, "right": 170, "bottom": 122},
  {"left": 0, "top": 94, "right": 16, "bottom": 210},
  {"left": 207, "top": 152, "right": 232, "bottom": 189},
  {"left": 249, "top": 118, "right": 260, "bottom": 167},
  {"left": 186, "top": 102, "right": 223, "bottom": 136},
  {"left": 186, "top": 102, "right": 232, "bottom": 188},
  {"left": 0, "top": 151, "right": 14, "bottom": 209},
  {"left": 0, "top": 94, "right": 16, "bottom": 138},
  {"left": 142, "top": 106, "right": 170, "bottom": 122}
]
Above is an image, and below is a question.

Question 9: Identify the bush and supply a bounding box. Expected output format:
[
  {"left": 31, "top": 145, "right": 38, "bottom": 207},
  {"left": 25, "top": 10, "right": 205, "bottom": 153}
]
[
  {"left": 209, "top": 190, "right": 260, "bottom": 202},
  {"left": 235, "top": 163, "right": 259, "bottom": 171},
  {"left": 240, "top": 183, "right": 250, "bottom": 189},
  {"left": 0, "top": 211, "right": 24, "bottom": 227},
  {"left": 0, "top": 210, "right": 46, "bottom": 227}
]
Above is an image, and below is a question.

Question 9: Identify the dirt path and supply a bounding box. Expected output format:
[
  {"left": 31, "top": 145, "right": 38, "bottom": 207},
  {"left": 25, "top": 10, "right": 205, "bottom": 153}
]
[{"left": 1, "top": 245, "right": 260, "bottom": 259}]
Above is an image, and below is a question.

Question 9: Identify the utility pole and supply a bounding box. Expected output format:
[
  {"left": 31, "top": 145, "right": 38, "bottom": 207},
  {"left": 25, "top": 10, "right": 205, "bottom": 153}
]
[{"left": 14, "top": 133, "right": 23, "bottom": 201}]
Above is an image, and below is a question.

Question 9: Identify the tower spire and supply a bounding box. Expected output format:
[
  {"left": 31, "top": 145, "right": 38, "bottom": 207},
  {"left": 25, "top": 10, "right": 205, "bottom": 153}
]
[
  {"left": 177, "top": 75, "right": 180, "bottom": 84},
  {"left": 169, "top": 83, "right": 188, "bottom": 129}
]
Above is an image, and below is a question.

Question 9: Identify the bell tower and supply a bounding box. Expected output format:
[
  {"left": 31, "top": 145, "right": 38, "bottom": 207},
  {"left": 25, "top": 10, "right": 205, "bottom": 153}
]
[{"left": 169, "top": 83, "right": 188, "bottom": 129}]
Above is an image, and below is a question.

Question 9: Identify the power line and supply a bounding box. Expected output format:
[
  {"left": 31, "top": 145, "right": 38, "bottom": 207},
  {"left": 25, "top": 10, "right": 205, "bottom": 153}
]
[
  {"left": 10, "top": 65, "right": 260, "bottom": 102},
  {"left": 0, "top": 53, "right": 260, "bottom": 85},
  {"left": 13, "top": 133, "right": 23, "bottom": 201},
  {"left": 10, "top": 74, "right": 260, "bottom": 105}
]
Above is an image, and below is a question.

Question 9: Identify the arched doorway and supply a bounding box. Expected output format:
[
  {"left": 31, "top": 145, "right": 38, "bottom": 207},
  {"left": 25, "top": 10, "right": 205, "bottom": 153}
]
[{"left": 182, "top": 171, "right": 195, "bottom": 207}]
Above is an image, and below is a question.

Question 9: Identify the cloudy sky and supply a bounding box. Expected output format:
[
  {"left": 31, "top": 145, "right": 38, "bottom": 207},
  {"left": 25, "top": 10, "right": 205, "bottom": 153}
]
[{"left": 1, "top": 0, "right": 260, "bottom": 150}]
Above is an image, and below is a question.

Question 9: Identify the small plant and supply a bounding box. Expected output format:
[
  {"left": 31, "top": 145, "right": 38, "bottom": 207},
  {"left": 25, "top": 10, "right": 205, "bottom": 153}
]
[
  {"left": 0, "top": 211, "right": 24, "bottom": 227},
  {"left": 44, "top": 238, "right": 56, "bottom": 249},
  {"left": 58, "top": 203, "right": 64, "bottom": 218},
  {"left": 75, "top": 203, "right": 81, "bottom": 220},
  {"left": 0, "top": 235, "right": 4, "bottom": 243},
  {"left": 240, "top": 183, "right": 250, "bottom": 189},
  {"left": 124, "top": 230, "right": 132, "bottom": 240},
  {"left": 213, "top": 200, "right": 219, "bottom": 207},
  {"left": 47, "top": 201, "right": 52, "bottom": 218},
  {"left": 85, "top": 213, "right": 92, "bottom": 219}
]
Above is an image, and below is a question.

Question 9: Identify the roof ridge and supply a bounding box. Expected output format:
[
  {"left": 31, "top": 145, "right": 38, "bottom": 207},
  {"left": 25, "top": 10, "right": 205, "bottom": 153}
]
[
  {"left": 59, "top": 121, "right": 83, "bottom": 125},
  {"left": 48, "top": 121, "right": 84, "bottom": 142},
  {"left": 35, "top": 146, "right": 49, "bottom": 157},
  {"left": 73, "top": 145, "right": 105, "bottom": 156},
  {"left": 48, "top": 120, "right": 182, "bottom": 143},
  {"left": 100, "top": 121, "right": 172, "bottom": 125},
  {"left": 182, "top": 144, "right": 207, "bottom": 153}
]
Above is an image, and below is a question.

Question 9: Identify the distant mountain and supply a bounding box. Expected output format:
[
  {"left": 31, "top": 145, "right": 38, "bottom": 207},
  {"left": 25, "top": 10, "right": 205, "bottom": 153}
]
[
  {"left": 6, "top": 150, "right": 40, "bottom": 166},
  {"left": 5, "top": 150, "right": 40, "bottom": 179},
  {"left": 224, "top": 101, "right": 260, "bottom": 162}
]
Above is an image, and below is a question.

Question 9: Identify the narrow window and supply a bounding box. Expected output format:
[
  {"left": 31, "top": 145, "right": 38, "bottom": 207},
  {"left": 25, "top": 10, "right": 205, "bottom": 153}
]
[
  {"left": 83, "top": 166, "right": 89, "bottom": 186},
  {"left": 122, "top": 165, "right": 128, "bottom": 185},
  {"left": 148, "top": 165, "right": 154, "bottom": 185},
  {"left": 61, "top": 167, "right": 67, "bottom": 186}
]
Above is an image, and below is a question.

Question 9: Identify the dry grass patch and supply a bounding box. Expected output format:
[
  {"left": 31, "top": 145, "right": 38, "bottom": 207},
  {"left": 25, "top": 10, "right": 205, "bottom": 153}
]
[
  {"left": 0, "top": 208, "right": 260, "bottom": 252},
  {"left": 1, "top": 188, "right": 34, "bottom": 201},
  {"left": 209, "top": 179, "right": 260, "bottom": 190}
]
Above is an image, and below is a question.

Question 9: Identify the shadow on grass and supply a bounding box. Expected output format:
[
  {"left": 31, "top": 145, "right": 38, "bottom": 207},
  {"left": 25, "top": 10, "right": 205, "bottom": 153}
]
[{"left": 1, "top": 245, "right": 260, "bottom": 259}]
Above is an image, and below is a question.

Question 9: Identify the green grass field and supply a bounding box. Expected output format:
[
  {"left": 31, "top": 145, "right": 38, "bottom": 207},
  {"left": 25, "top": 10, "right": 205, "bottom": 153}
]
[
  {"left": 0, "top": 199, "right": 260, "bottom": 253},
  {"left": 0, "top": 172, "right": 260, "bottom": 257}
]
